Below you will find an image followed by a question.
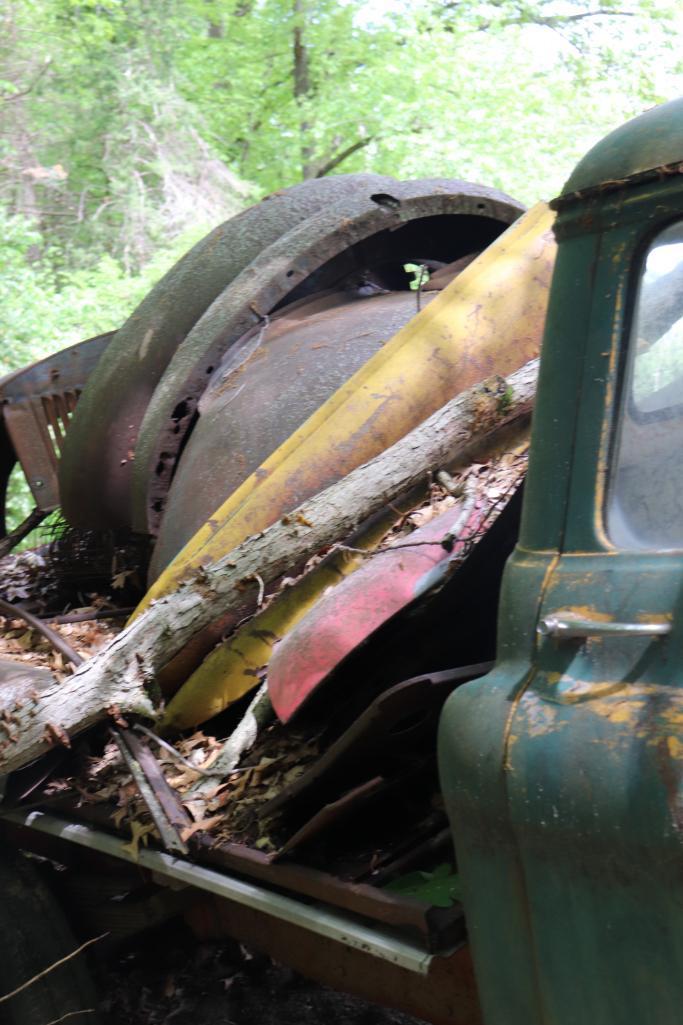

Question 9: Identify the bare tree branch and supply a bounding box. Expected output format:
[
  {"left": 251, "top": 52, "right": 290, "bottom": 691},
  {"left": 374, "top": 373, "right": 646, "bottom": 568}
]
[
  {"left": 0, "top": 934, "right": 106, "bottom": 1006},
  {"left": 0, "top": 58, "right": 52, "bottom": 104},
  {"left": 433, "top": 2, "right": 636, "bottom": 34},
  {"left": 478, "top": 8, "right": 636, "bottom": 30},
  {"left": 314, "top": 136, "right": 375, "bottom": 178}
]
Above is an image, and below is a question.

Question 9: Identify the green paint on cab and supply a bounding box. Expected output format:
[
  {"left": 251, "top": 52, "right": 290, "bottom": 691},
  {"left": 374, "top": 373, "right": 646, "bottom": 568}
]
[{"left": 440, "top": 97, "right": 683, "bottom": 1025}]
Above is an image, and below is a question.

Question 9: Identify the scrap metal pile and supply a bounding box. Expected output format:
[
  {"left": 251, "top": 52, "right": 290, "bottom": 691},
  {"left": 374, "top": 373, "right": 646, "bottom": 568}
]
[{"left": 0, "top": 174, "right": 554, "bottom": 941}]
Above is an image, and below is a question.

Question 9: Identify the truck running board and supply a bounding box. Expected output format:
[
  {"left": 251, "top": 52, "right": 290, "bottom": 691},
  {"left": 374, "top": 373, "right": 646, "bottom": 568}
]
[{"left": 3, "top": 808, "right": 441, "bottom": 974}]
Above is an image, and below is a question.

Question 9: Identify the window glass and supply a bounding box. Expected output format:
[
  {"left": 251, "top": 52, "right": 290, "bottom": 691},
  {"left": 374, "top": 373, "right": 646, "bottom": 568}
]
[{"left": 608, "top": 221, "right": 683, "bottom": 549}]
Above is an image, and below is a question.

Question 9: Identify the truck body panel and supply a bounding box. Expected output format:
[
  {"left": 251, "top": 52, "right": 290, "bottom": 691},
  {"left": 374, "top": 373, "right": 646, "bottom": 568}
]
[{"left": 440, "top": 97, "right": 683, "bottom": 1025}]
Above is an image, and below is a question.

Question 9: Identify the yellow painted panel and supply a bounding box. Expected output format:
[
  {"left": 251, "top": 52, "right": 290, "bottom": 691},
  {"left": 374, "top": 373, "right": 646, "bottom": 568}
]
[{"left": 161, "top": 505, "right": 401, "bottom": 729}]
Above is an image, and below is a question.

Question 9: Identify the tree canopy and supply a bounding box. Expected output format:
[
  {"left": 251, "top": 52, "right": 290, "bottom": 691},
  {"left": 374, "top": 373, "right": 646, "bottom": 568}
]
[{"left": 1, "top": 0, "right": 682, "bottom": 377}]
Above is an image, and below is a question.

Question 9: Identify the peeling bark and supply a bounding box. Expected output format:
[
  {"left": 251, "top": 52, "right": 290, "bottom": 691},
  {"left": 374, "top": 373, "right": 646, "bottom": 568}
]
[
  {"left": 190, "top": 683, "right": 274, "bottom": 798},
  {"left": 0, "top": 359, "right": 537, "bottom": 775}
]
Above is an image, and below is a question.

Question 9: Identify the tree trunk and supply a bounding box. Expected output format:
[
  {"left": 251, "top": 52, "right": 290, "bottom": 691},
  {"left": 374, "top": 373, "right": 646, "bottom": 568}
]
[
  {"left": 0, "top": 360, "right": 538, "bottom": 775},
  {"left": 292, "top": 0, "right": 315, "bottom": 178}
]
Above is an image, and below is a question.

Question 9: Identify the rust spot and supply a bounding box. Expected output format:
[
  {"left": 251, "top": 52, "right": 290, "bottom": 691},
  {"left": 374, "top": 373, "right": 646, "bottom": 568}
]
[{"left": 655, "top": 736, "right": 683, "bottom": 835}]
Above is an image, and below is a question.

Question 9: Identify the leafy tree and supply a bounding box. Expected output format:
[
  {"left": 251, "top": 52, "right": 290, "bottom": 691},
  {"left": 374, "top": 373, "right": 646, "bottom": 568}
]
[
  {"left": 176, "top": 0, "right": 681, "bottom": 198},
  {"left": 0, "top": 0, "right": 681, "bottom": 372},
  {"left": 2, "top": 0, "right": 680, "bottom": 264},
  {"left": 1, "top": 0, "right": 248, "bottom": 268}
]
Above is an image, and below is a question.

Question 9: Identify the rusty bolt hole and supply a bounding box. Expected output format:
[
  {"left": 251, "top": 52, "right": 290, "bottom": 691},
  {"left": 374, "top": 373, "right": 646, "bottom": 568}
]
[
  {"left": 154, "top": 455, "right": 171, "bottom": 477},
  {"left": 370, "top": 193, "right": 401, "bottom": 210},
  {"left": 171, "top": 399, "right": 191, "bottom": 423}
]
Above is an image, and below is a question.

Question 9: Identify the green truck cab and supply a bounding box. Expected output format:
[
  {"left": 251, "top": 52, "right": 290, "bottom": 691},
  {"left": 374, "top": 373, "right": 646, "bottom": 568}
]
[{"left": 440, "top": 96, "right": 683, "bottom": 1024}]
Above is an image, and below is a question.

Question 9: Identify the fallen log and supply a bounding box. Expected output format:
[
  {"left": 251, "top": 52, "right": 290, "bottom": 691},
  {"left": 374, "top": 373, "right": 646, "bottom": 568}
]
[{"left": 0, "top": 359, "right": 538, "bottom": 775}]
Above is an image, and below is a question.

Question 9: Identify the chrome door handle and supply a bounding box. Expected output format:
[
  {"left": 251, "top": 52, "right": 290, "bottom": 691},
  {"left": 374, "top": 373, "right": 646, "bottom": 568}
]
[{"left": 538, "top": 611, "right": 671, "bottom": 640}]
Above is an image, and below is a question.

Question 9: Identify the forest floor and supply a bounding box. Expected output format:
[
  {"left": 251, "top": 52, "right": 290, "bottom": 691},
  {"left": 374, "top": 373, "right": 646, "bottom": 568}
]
[{"left": 98, "top": 919, "right": 427, "bottom": 1025}]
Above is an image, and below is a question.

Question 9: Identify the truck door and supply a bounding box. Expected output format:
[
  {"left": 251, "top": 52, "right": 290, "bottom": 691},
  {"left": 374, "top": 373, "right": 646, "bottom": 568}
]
[{"left": 440, "top": 207, "right": 683, "bottom": 1023}]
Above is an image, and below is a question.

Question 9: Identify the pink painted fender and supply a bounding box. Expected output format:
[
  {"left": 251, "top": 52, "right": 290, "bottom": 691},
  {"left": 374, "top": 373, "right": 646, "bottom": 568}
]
[{"left": 268, "top": 501, "right": 487, "bottom": 722}]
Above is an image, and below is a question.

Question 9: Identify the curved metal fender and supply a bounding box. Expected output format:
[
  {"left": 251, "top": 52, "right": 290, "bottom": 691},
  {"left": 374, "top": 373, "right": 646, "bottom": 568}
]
[
  {"left": 266, "top": 501, "right": 487, "bottom": 724},
  {"left": 162, "top": 479, "right": 506, "bottom": 729},
  {"left": 138, "top": 202, "right": 555, "bottom": 622},
  {"left": 59, "top": 174, "right": 395, "bottom": 529}
]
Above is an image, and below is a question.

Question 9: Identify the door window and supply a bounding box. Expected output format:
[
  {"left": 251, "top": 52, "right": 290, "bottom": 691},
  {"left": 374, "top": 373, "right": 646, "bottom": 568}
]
[{"left": 608, "top": 220, "right": 683, "bottom": 549}]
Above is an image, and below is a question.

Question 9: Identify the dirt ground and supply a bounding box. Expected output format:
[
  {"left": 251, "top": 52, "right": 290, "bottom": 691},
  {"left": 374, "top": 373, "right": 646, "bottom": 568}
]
[{"left": 99, "top": 920, "right": 428, "bottom": 1025}]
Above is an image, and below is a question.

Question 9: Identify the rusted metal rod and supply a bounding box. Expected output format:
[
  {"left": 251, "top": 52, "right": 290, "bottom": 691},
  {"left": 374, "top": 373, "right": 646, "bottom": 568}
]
[
  {"left": 45, "top": 607, "right": 135, "bottom": 625},
  {"left": 0, "top": 596, "right": 83, "bottom": 668},
  {"left": 113, "top": 730, "right": 189, "bottom": 856}
]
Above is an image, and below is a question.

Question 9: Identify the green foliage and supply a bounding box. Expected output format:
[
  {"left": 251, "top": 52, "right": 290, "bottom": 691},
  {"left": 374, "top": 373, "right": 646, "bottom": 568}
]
[
  {"left": 0, "top": 207, "right": 211, "bottom": 529},
  {"left": 0, "top": 208, "right": 212, "bottom": 379},
  {"left": 173, "top": 0, "right": 683, "bottom": 202},
  {"left": 497, "top": 383, "right": 514, "bottom": 415},
  {"left": 1, "top": 0, "right": 249, "bottom": 270},
  {"left": 1, "top": 0, "right": 682, "bottom": 373},
  {"left": 0, "top": 208, "right": 55, "bottom": 374},
  {"left": 3, "top": 0, "right": 682, "bottom": 265},
  {"left": 404, "top": 262, "right": 431, "bottom": 290},
  {"left": 5, "top": 466, "right": 33, "bottom": 534},
  {"left": 385, "top": 863, "right": 461, "bottom": 907}
]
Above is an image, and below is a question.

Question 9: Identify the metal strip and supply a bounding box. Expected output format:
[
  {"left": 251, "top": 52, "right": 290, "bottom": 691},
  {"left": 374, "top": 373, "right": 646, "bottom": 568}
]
[
  {"left": 3, "top": 402, "right": 60, "bottom": 509},
  {"left": 2, "top": 809, "right": 435, "bottom": 974},
  {"left": 113, "top": 731, "right": 189, "bottom": 855}
]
